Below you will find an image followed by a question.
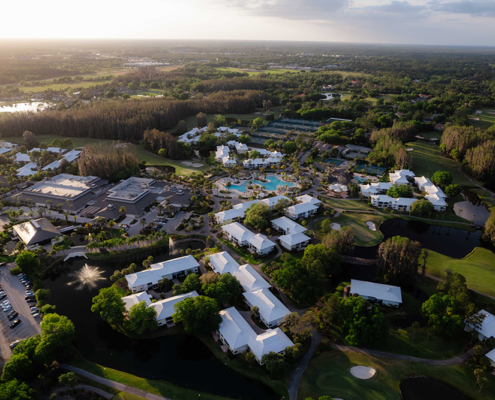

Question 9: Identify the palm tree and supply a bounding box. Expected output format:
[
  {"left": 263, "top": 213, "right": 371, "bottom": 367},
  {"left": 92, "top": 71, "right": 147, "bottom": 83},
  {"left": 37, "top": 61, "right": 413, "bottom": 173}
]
[
  {"left": 226, "top": 181, "right": 232, "bottom": 192},
  {"left": 107, "top": 220, "right": 116, "bottom": 230},
  {"left": 63, "top": 211, "right": 69, "bottom": 223},
  {"left": 119, "top": 206, "right": 127, "bottom": 216}
]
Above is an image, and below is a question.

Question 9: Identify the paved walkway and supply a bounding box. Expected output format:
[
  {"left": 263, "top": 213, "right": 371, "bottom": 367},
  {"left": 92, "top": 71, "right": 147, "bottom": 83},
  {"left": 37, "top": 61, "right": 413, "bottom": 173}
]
[
  {"left": 60, "top": 364, "right": 171, "bottom": 400},
  {"left": 53, "top": 384, "right": 113, "bottom": 399},
  {"left": 330, "top": 343, "right": 474, "bottom": 365},
  {"left": 287, "top": 331, "right": 322, "bottom": 400}
]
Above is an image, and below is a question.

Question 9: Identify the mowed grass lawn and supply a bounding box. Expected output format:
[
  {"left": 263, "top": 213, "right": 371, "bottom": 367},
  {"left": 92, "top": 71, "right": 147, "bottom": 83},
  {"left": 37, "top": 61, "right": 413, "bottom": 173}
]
[
  {"left": 468, "top": 107, "right": 495, "bottom": 129},
  {"left": 320, "top": 197, "right": 375, "bottom": 211},
  {"left": 424, "top": 247, "right": 495, "bottom": 298},
  {"left": 313, "top": 213, "right": 384, "bottom": 247},
  {"left": 298, "top": 349, "right": 495, "bottom": 400},
  {"left": 18, "top": 79, "right": 113, "bottom": 93}
]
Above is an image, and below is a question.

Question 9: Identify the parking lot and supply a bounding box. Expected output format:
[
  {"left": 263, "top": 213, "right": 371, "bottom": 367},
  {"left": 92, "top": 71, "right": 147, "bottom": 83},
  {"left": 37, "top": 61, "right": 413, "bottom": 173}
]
[{"left": 0, "top": 263, "right": 42, "bottom": 365}]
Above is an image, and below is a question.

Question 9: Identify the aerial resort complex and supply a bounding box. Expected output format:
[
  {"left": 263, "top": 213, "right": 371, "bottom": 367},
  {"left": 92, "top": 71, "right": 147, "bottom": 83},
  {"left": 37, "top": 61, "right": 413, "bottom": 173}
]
[{"left": 1, "top": 36, "right": 495, "bottom": 400}]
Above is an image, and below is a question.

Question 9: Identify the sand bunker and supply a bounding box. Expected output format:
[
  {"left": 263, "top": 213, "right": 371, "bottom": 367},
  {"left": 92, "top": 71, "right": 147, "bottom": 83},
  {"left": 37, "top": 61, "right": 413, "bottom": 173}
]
[
  {"left": 366, "top": 221, "right": 376, "bottom": 231},
  {"left": 350, "top": 366, "right": 376, "bottom": 380},
  {"left": 181, "top": 161, "right": 204, "bottom": 167},
  {"left": 406, "top": 148, "right": 414, "bottom": 152},
  {"left": 331, "top": 223, "right": 341, "bottom": 231}
]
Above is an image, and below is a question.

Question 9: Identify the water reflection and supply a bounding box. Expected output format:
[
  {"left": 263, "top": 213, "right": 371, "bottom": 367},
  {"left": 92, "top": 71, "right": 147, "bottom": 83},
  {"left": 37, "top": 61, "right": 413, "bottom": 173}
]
[
  {"left": 67, "top": 264, "right": 105, "bottom": 290},
  {"left": 400, "top": 378, "right": 468, "bottom": 400},
  {"left": 453, "top": 187, "right": 490, "bottom": 225}
]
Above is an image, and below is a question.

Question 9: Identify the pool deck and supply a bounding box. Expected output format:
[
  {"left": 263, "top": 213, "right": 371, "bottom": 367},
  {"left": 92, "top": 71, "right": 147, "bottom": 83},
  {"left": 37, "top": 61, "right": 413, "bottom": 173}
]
[{"left": 217, "top": 174, "right": 299, "bottom": 196}]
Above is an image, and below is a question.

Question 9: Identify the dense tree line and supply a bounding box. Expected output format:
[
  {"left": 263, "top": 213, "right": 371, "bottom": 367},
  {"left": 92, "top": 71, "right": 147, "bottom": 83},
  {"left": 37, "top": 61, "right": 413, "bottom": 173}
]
[{"left": 0, "top": 90, "right": 275, "bottom": 142}]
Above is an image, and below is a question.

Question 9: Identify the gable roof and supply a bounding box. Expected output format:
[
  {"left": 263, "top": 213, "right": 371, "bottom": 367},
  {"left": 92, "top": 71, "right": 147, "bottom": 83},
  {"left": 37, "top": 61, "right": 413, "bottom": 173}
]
[
  {"left": 286, "top": 202, "right": 318, "bottom": 215},
  {"left": 122, "top": 292, "right": 153, "bottom": 311},
  {"left": 209, "top": 251, "right": 239, "bottom": 274},
  {"left": 350, "top": 279, "right": 402, "bottom": 303},
  {"left": 271, "top": 217, "right": 306, "bottom": 234},
  {"left": 259, "top": 195, "right": 290, "bottom": 209},
  {"left": 279, "top": 232, "right": 311, "bottom": 246},
  {"left": 218, "top": 307, "right": 254, "bottom": 349},
  {"left": 248, "top": 328, "right": 294, "bottom": 361},
  {"left": 243, "top": 288, "right": 290, "bottom": 324},
  {"left": 233, "top": 264, "right": 271, "bottom": 292},
  {"left": 296, "top": 194, "right": 321, "bottom": 206},
  {"left": 13, "top": 218, "right": 61, "bottom": 245},
  {"left": 472, "top": 310, "right": 495, "bottom": 339},
  {"left": 150, "top": 291, "right": 199, "bottom": 322}
]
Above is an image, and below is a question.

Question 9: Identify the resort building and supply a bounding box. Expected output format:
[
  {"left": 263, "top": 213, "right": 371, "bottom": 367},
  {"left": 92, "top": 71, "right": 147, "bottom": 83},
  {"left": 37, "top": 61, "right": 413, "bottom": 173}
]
[
  {"left": 279, "top": 232, "right": 311, "bottom": 251},
  {"left": 271, "top": 217, "right": 306, "bottom": 235},
  {"left": 14, "top": 153, "right": 31, "bottom": 163},
  {"left": 151, "top": 291, "right": 199, "bottom": 326},
  {"left": 243, "top": 288, "right": 291, "bottom": 327},
  {"left": 221, "top": 157, "right": 237, "bottom": 167},
  {"left": 12, "top": 218, "right": 61, "bottom": 250},
  {"left": 227, "top": 141, "right": 249, "bottom": 154},
  {"left": 20, "top": 174, "right": 101, "bottom": 213},
  {"left": 350, "top": 279, "right": 403, "bottom": 307},
  {"left": 465, "top": 310, "right": 495, "bottom": 342},
  {"left": 0, "top": 142, "right": 17, "bottom": 155},
  {"left": 221, "top": 222, "right": 275, "bottom": 255},
  {"left": 125, "top": 255, "right": 200, "bottom": 293},
  {"left": 296, "top": 194, "right": 322, "bottom": 208},
  {"left": 486, "top": 349, "right": 495, "bottom": 368},
  {"left": 389, "top": 169, "right": 415, "bottom": 184},
  {"left": 214, "top": 199, "right": 259, "bottom": 224},
  {"left": 342, "top": 144, "right": 372, "bottom": 160},
  {"left": 414, "top": 176, "right": 447, "bottom": 211},
  {"left": 285, "top": 202, "right": 318, "bottom": 220},
  {"left": 42, "top": 149, "right": 81, "bottom": 171},
  {"left": 329, "top": 184, "right": 348, "bottom": 192},
  {"left": 259, "top": 195, "right": 291, "bottom": 210},
  {"left": 177, "top": 127, "right": 205, "bottom": 146},
  {"left": 425, "top": 194, "right": 447, "bottom": 211},
  {"left": 215, "top": 145, "right": 231, "bottom": 161},
  {"left": 243, "top": 157, "right": 280, "bottom": 169},
  {"left": 217, "top": 307, "right": 294, "bottom": 364},
  {"left": 208, "top": 251, "right": 240, "bottom": 274},
  {"left": 16, "top": 163, "right": 38, "bottom": 177},
  {"left": 359, "top": 182, "right": 393, "bottom": 197},
  {"left": 370, "top": 195, "right": 416, "bottom": 211},
  {"left": 122, "top": 292, "right": 153, "bottom": 311}
]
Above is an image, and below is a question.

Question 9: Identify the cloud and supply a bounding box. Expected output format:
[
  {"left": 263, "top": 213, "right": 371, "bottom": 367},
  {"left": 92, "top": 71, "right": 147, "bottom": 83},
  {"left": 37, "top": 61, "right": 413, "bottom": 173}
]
[{"left": 428, "top": 0, "right": 495, "bottom": 17}]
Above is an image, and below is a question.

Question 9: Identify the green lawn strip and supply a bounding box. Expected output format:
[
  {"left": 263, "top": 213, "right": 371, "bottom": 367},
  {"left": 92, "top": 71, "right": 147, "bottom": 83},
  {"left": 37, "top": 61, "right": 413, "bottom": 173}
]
[
  {"left": 71, "top": 353, "right": 235, "bottom": 400},
  {"left": 423, "top": 247, "right": 495, "bottom": 298},
  {"left": 320, "top": 197, "right": 375, "bottom": 211},
  {"left": 468, "top": 107, "right": 495, "bottom": 129},
  {"left": 298, "top": 349, "right": 495, "bottom": 400},
  {"left": 77, "top": 376, "right": 120, "bottom": 396},
  {"left": 18, "top": 79, "right": 113, "bottom": 93},
  {"left": 219, "top": 239, "right": 262, "bottom": 265},
  {"left": 1, "top": 134, "right": 113, "bottom": 148},
  {"left": 0, "top": 255, "right": 16, "bottom": 263},
  {"left": 313, "top": 213, "right": 383, "bottom": 247}
]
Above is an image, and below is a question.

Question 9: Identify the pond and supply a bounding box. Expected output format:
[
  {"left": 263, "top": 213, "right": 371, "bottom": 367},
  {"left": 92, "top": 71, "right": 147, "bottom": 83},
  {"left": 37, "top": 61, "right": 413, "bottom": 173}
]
[
  {"left": 400, "top": 377, "right": 469, "bottom": 400},
  {"left": 44, "top": 241, "right": 278, "bottom": 400},
  {"left": 0, "top": 101, "right": 50, "bottom": 112},
  {"left": 453, "top": 187, "right": 491, "bottom": 225},
  {"left": 352, "top": 218, "right": 488, "bottom": 259}
]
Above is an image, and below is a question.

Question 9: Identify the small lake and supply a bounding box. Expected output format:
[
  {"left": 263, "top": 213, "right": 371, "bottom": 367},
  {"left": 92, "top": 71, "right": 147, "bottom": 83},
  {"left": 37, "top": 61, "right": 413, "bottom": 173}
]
[
  {"left": 352, "top": 218, "right": 488, "bottom": 259},
  {"left": 44, "top": 241, "right": 278, "bottom": 400},
  {"left": 400, "top": 377, "right": 469, "bottom": 400},
  {"left": 0, "top": 102, "right": 49, "bottom": 113},
  {"left": 453, "top": 188, "right": 491, "bottom": 225}
]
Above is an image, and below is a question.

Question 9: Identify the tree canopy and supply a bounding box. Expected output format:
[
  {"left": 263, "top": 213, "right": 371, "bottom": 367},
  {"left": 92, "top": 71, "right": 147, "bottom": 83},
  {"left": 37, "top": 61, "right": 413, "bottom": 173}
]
[
  {"left": 172, "top": 295, "right": 222, "bottom": 334},
  {"left": 91, "top": 286, "right": 126, "bottom": 327},
  {"left": 376, "top": 236, "right": 422, "bottom": 284},
  {"left": 301, "top": 244, "right": 341, "bottom": 280},
  {"left": 244, "top": 202, "right": 272, "bottom": 231}
]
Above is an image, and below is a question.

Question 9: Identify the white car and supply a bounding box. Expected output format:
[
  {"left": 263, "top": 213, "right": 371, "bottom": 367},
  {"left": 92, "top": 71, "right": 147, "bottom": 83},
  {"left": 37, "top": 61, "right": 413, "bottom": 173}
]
[
  {"left": 32, "top": 313, "right": 40, "bottom": 318},
  {"left": 30, "top": 307, "right": 39, "bottom": 312},
  {"left": 9, "top": 340, "right": 20, "bottom": 349},
  {"left": 25, "top": 292, "right": 35, "bottom": 296},
  {"left": 3, "top": 305, "right": 12, "bottom": 312},
  {"left": 2, "top": 300, "right": 10, "bottom": 305}
]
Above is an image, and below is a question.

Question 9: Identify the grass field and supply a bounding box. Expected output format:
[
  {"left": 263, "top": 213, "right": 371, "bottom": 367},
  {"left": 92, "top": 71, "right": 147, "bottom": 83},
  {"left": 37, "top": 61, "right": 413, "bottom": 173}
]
[
  {"left": 320, "top": 197, "right": 375, "bottom": 211},
  {"left": 298, "top": 348, "right": 495, "bottom": 400},
  {"left": 423, "top": 247, "right": 495, "bottom": 298},
  {"left": 18, "top": 79, "right": 113, "bottom": 93},
  {"left": 313, "top": 213, "right": 384, "bottom": 247},
  {"left": 468, "top": 108, "right": 495, "bottom": 129}
]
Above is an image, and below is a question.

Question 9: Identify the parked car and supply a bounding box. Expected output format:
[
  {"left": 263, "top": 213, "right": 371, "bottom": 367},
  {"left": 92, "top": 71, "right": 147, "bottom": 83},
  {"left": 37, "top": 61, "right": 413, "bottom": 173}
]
[
  {"left": 7, "top": 310, "right": 17, "bottom": 317},
  {"left": 8, "top": 312, "right": 18, "bottom": 320},
  {"left": 25, "top": 291, "right": 35, "bottom": 296},
  {"left": 9, "top": 340, "right": 20, "bottom": 349},
  {"left": 32, "top": 313, "right": 40, "bottom": 318},
  {"left": 10, "top": 319, "right": 21, "bottom": 329},
  {"left": 0, "top": 262, "right": 7, "bottom": 267},
  {"left": 30, "top": 307, "right": 39, "bottom": 312},
  {"left": 25, "top": 295, "right": 36, "bottom": 301},
  {"left": 3, "top": 305, "right": 12, "bottom": 312},
  {"left": 0, "top": 294, "right": 5, "bottom": 300},
  {"left": 2, "top": 300, "right": 10, "bottom": 305}
]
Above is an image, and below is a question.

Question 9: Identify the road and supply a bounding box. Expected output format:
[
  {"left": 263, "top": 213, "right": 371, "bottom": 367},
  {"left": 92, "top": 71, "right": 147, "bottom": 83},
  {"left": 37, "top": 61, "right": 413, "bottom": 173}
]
[{"left": 0, "top": 263, "right": 42, "bottom": 367}]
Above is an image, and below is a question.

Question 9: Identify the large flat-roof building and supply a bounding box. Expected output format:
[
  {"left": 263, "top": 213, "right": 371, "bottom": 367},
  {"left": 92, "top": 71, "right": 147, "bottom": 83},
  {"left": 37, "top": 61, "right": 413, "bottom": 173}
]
[
  {"left": 350, "top": 279, "right": 402, "bottom": 307},
  {"left": 20, "top": 174, "right": 101, "bottom": 213}
]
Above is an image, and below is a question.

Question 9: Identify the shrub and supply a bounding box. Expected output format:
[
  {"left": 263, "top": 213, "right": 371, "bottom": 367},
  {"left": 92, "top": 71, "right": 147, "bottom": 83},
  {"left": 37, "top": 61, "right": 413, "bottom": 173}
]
[{"left": 10, "top": 266, "right": 21, "bottom": 275}]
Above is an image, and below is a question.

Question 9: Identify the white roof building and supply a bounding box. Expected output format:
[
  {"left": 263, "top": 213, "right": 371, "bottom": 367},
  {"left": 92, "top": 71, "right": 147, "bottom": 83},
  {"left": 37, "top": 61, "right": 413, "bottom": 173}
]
[
  {"left": 228, "top": 141, "right": 249, "bottom": 153},
  {"left": 271, "top": 217, "right": 306, "bottom": 235},
  {"left": 425, "top": 194, "right": 447, "bottom": 210},
  {"left": 296, "top": 194, "right": 322, "bottom": 207},
  {"left": 0, "top": 142, "right": 17, "bottom": 155},
  {"left": 125, "top": 255, "right": 200, "bottom": 292},
  {"left": 177, "top": 127, "right": 206, "bottom": 145},
  {"left": 16, "top": 162, "right": 38, "bottom": 176},
  {"left": 222, "top": 222, "right": 275, "bottom": 255},
  {"left": 243, "top": 288, "right": 291, "bottom": 327},
  {"left": 350, "top": 279, "right": 402, "bottom": 307},
  {"left": 122, "top": 292, "right": 153, "bottom": 311},
  {"left": 329, "top": 183, "right": 348, "bottom": 192},
  {"left": 279, "top": 232, "right": 311, "bottom": 251},
  {"left": 248, "top": 328, "right": 294, "bottom": 364},
  {"left": 285, "top": 202, "right": 319, "bottom": 220},
  {"left": 466, "top": 310, "right": 495, "bottom": 341},
  {"left": 486, "top": 348, "right": 495, "bottom": 367},
  {"left": 360, "top": 182, "right": 394, "bottom": 196},
  {"left": 414, "top": 176, "right": 432, "bottom": 190},
  {"left": 389, "top": 169, "right": 415, "bottom": 184},
  {"left": 14, "top": 153, "right": 31, "bottom": 163},
  {"left": 42, "top": 149, "right": 82, "bottom": 171},
  {"left": 370, "top": 195, "right": 416, "bottom": 211},
  {"left": 151, "top": 291, "right": 199, "bottom": 326},
  {"left": 259, "top": 195, "right": 291, "bottom": 210},
  {"left": 221, "top": 157, "right": 237, "bottom": 167},
  {"left": 232, "top": 264, "right": 271, "bottom": 293},
  {"left": 209, "top": 251, "right": 240, "bottom": 274},
  {"left": 215, "top": 145, "right": 231, "bottom": 161},
  {"left": 214, "top": 200, "right": 259, "bottom": 224}
]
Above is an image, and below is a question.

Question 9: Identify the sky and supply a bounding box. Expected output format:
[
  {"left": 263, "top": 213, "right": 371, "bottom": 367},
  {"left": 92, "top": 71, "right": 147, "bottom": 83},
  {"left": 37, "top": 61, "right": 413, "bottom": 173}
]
[{"left": 3, "top": 0, "right": 495, "bottom": 46}]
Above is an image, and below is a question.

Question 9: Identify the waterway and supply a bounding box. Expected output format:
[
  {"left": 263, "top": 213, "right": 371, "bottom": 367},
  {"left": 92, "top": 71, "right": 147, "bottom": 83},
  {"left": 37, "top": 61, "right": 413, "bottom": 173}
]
[
  {"left": 44, "top": 241, "right": 278, "bottom": 400},
  {"left": 400, "top": 377, "right": 469, "bottom": 400},
  {"left": 352, "top": 218, "right": 488, "bottom": 259},
  {"left": 0, "top": 101, "right": 49, "bottom": 112}
]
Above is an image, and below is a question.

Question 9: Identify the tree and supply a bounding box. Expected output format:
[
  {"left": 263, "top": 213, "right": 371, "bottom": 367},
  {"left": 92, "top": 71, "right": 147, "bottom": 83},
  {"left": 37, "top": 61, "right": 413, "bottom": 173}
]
[
  {"left": 1, "top": 354, "right": 33, "bottom": 381},
  {"left": 91, "top": 287, "right": 126, "bottom": 327},
  {"left": 175, "top": 273, "right": 201, "bottom": 295},
  {"left": 322, "top": 227, "right": 355, "bottom": 255},
  {"left": 202, "top": 282, "right": 231, "bottom": 305},
  {"left": 437, "top": 272, "right": 475, "bottom": 315},
  {"left": 386, "top": 184, "right": 413, "bottom": 198},
  {"left": 40, "top": 304, "right": 56, "bottom": 314},
  {"left": 22, "top": 131, "right": 38, "bottom": 148},
  {"left": 337, "top": 296, "right": 388, "bottom": 346},
  {"left": 445, "top": 184, "right": 461, "bottom": 197},
  {"left": 320, "top": 219, "right": 332, "bottom": 234},
  {"left": 301, "top": 244, "right": 341, "bottom": 280},
  {"left": 410, "top": 199, "right": 434, "bottom": 216},
  {"left": 119, "top": 206, "right": 127, "bottom": 215},
  {"left": 245, "top": 351, "right": 256, "bottom": 366},
  {"left": 225, "top": 181, "right": 232, "bottom": 192},
  {"left": 261, "top": 351, "right": 285, "bottom": 375},
  {"left": 214, "top": 114, "right": 226, "bottom": 127},
  {"left": 39, "top": 313, "right": 75, "bottom": 352},
  {"left": 0, "top": 379, "right": 35, "bottom": 400},
  {"left": 15, "top": 251, "right": 39, "bottom": 275},
  {"left": 252, "top": 117, "right": 264, "bottom": 129},
  {"left": 251, "top": 305, "right": 260, "bottom": 318},
  {"left": 317, "top": 295, "right": 340, "bottom": 332},
  {"left": 238, "top": 135, "right": 251, "bottom": 144},
  {"left": 281, "top": 312, "right": 314, "bottom": 343},
  {"left": 126, "top": 301, "right": 158, "bottom": 334},
  {"left": 158, "top": 148, "right": 167, "bottom": 158},
  {"left": 284, "top": 141, "right": 297, "bottom": 154},
  {"left": 421, "top": 294, "right": 463, "bottom": 337},
  {"left": 432, "top": 171, "right": 453, "bottom": 186},
  {"left": 58, "top": 372, "right": 76, "bottom": 397},
  {"left": 244, "top": 203, "right": 272, "bottom": 231},
  {"left": 274, "top": 198, "right": 292, "bottom": 213},
  {"left": 272, "top": 261, "right": 321, "bottom": 305},
  {"left": 376, "top": 236, "right": 421, "bottom": 284},
  {"left": 172, "top": 296, "right": 222, "bottom": 334},
  {"left": 197, "top": 112, "right": 207, "bottom": 128}
]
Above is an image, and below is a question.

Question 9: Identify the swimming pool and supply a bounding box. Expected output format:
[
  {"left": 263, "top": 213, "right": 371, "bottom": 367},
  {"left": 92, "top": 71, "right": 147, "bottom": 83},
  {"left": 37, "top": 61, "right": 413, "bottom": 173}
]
[
  {"left": 230, "top": 176, "right": 295, "bottom": 192},
  {"left": 354, "top": 176, "right": 368, "bottom": 183}
]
